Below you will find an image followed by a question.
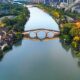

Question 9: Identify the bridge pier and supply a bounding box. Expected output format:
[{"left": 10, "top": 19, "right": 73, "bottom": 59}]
[
  {"left": 36, "top": 32, "right": 38, "bottom": 39},
  {"left": 22, "top": 28, "right": 60, "bottom": 40},
  {"left": 46, "top": 32, "right": 48, "bottom": 38}
]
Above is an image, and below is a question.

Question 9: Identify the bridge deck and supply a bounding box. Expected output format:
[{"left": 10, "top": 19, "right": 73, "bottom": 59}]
[
  {"left": 24, "top": 28, "right": 60, "bottom": 32},
  {"left": 22, "top": 28, "right": 60, "bottom": 40}
]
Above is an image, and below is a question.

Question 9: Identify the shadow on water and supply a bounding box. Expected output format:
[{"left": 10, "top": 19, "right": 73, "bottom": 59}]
[
  {"left": 0, "top": 40, "right": 23, "bottom": 62},
  {"left": 13, "top": 40, "right": 22, "bottom": 47},
  {"left": 59, "top": 38, "right": 80, "bottom": 67},
  {"left": 59, "top": 39, "right": 71, "bottom": 52},
  {"left": 0, "top": 36, "right": 58, "bottom": 62},
  {"left": 23, "top": 36, "right": 59, "bottom": 42},
  {"left": 71, "top": 48, "right": 80, "bottom": 67},
  {"left": 0, "top": 47, "right": 13, "bottom": 62},
  {"left": 0, "top": 36, "right": 59, "bottom": 62},
  {"left": 0, "top": 50, "right": 4, "bottom": 61}
]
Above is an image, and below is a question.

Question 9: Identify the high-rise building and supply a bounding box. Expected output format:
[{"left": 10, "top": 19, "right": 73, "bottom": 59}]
[
  {"left": 52, "top": 0, "right": 75, "bottom": 4},
  {"left": 0, "top": 0, "right": 6, "bottom": 3},
  {"left": 31, "top": 0, "right": 44, "bottom": 3},
  {"left": 68, "top": 0, "right": 74, "bottom": 4},
  {"left": 0, "top": 0, "right": 13, "bottom": 3},
  {"left": 44, "top": 0, "right": 50, "bottom": 5}
]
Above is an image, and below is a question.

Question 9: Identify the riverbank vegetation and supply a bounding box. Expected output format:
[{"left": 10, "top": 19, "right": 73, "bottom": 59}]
[
  {"left": 0, "top": 3, "right": 30, "bottom": 31},
  {"left": 0, "top": 3, "right": 30, "bottom": 52},
  {"left": 37, "top": 4, "right": 80, "bottom": 55},
  {"left": 37, "top": 4, "right": 80, "bottom": 20}
]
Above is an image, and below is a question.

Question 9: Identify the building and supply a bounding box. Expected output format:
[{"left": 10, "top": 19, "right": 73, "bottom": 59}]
[
  {"left": 0, "top": 0, "right": 6, "bottom": 3},
  {"left": 72, "top": 1, "right": 80, "bottom": 13},
  {"left": 51, "top": 0, "right": 75, "bottom": 4},
  {"left": 0, "top": 0, "right": 13, "bottom": 3},
  {"left": 44, "top": 0, "right": 50, "bottom": 5},
  {"left": 31, "top": 0, "right": 44, "bottom": 3},
  {"left": 65, "top": 0, "right": 80, "bottom": 11}
]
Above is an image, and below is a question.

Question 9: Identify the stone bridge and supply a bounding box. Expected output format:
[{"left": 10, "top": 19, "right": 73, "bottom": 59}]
[{"left": 22, "top": 28, "right": 60, "bottom": 40}]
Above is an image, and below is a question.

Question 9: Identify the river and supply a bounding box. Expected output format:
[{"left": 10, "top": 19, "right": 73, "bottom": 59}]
[{"left": 0, "top": 7, "right": 80, "bottom": 80}]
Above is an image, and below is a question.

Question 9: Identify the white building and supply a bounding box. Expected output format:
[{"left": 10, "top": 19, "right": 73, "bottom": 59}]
[
  {"left": 0, "top": 0, "right": 6, "bottom": 3},
  {"left": 31, "top": 0, "right": 44, "bottom": 3},
  {"left": 0, "top": 0, "right": 13, "bottom": 3}
]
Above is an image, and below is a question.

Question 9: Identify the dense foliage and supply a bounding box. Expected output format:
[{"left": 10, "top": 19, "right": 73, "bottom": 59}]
[
  {"left": 0, "top": 3, "right": 30, "bottom": 32},
  {"left": 37, "top": 4, "right": 80, "bottom": 56},
  {"left": 0, "top": 3, "right": 30, "bottom": 51}
]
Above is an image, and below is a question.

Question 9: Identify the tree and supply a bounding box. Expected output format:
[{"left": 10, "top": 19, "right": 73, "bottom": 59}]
[{"left": 52, "top": 10, "right": 60, "bottom": 18}]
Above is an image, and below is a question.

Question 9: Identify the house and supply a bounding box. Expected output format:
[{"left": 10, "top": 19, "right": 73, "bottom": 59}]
[{"left": 0, "top": 27, "right": 9, "bottom": 40}]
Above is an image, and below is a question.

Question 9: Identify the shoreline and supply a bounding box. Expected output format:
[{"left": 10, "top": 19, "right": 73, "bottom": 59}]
[
  {"left": 0, "top": 4, "right": 30, "bottom": 52},
  {"left": 36, "top": 4, "right": 80, "bottom": 53}
]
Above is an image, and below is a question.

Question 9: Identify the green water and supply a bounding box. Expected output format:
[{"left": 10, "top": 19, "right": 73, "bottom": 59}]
[{"left": 0, "top": 7, "right": 80, "bottom": 80}]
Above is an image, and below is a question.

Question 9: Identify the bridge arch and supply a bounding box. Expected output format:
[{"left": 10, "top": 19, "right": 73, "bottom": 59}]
[
  {"left": 47, "top": 32, "right": 54, "bottom": 38},
  {"left": 29, "top": 32, "right": 36, "bottom": 38},
  {"left": 22, "top": 28, "right": 60, "bottom": 40},
  {"left": 37, "top": 31, "right": 46, "bottom": 39}
]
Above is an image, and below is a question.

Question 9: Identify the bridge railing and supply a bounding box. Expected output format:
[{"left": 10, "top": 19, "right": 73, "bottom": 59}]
[
  {"left": 24, "top": 28, "right": 60, "bottom": 32},
  {"left": 22, "top": 28, "right": 60, "bottom": 40}
]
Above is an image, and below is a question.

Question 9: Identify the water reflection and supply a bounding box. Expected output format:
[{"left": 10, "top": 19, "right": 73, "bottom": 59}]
[
  {"left": 71, "top": 49, "right": 80, "bottom": 67},
  {"left": 29, "top": 32, "right": 36, "bottom": 38},
  {"left": 24, "top": 37, "right": 59, "bottom": 42},
  {"left": 24, "top": 32, "right": 58, "bottom": 41},
  {"left": 13, "top": 40, "right": 22, "bottom": 47},
  {"left": 0, "top": 50, "right": 3, "bottom": 61},
  {"left": 59, "top": 39, "right": 71, "bottom": 51},
  {"left": 0, "top": 40, "right": 22, "bottom": 62},
  {"left": 71, "top": 48, "right": 80, "bottom": 58},
  {"left": 60, "top": 38, "right": 80, "bottom": 68},
  {"left": 0, "top": 35, "right": 59, "bottom": 62},
  {"left": 37, "top": 31, "right": 46, "bottom": 39},
  {"left": 47, "top": 32, "right": 54, "bottom": 38},
  {"left": 25, "top": 7, "right": 59, "bottom": 31},
  {"left": 0, "top": 7, "right": 80, "bottom": 80},
  {"left": 78, "top": 59, "right": 80, "bottom": 67},
  {"left": 60, "top": 38, "right": 80, "bottom": 57}
]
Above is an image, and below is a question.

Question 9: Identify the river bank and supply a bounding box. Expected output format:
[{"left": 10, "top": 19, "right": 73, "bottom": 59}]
[
  {"left": 37, "top": 4, "right": 80, "bottom": 54},
  {"left": 0, "top": 3, "right": 30, "bottom": 52},
  {"left": 0, "top": 6, "right": 80, "bottom": 80}
]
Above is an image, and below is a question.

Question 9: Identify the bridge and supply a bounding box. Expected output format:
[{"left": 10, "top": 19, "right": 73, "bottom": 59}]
[
  {"left": 22, "top": 28, "right": 60, "bottom": 40},
  {"left": 25, "top": 5, "right": 35, "bottom": 8},
  {"left": 65, "top": 0, "right": 80, "bottom": 11}
]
